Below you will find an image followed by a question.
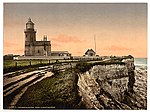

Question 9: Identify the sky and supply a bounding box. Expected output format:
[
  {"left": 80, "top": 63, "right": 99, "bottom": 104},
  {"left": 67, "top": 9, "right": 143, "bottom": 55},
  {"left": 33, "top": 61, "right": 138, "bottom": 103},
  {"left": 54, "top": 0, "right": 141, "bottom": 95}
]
[{"left": 4, "top": 3, "right": 147, "bottom": 58}]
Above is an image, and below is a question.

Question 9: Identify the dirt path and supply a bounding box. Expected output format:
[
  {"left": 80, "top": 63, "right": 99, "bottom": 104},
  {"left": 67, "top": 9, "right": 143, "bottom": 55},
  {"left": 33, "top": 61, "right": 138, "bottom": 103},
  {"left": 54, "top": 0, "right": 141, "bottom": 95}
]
[{"left": 3, "top": 68, "right": 53, "bottom": 108}]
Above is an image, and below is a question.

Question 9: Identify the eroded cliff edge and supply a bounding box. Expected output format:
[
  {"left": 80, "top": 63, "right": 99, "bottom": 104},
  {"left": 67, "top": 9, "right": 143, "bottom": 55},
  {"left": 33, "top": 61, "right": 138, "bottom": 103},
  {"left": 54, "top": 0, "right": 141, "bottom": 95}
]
[{"left": 77, "top": 56, "right": 146, "bottom": 109}]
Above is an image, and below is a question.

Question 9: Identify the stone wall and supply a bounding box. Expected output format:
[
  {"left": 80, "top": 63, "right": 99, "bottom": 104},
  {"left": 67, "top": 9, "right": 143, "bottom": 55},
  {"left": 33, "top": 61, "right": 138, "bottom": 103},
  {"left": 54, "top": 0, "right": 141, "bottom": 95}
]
[
  {"left": 34, "top": 46, "right": 45, "bottom": 56},
  {"left": 25, "top": 44, "right": 51, "bottom": 56}
]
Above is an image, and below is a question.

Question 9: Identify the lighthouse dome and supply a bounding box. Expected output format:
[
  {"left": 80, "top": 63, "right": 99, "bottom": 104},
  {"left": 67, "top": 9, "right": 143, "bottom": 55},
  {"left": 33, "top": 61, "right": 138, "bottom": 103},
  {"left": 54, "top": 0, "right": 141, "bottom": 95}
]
[{"left": 26, "top": 17, "right": 34, "bottom": 29}]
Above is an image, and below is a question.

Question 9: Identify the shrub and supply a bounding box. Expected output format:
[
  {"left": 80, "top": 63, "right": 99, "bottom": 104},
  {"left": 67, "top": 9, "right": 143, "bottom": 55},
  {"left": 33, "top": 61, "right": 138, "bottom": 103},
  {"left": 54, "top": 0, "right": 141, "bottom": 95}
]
[{"left": 75, "top": 62, "right": 93, "bottom": 73}]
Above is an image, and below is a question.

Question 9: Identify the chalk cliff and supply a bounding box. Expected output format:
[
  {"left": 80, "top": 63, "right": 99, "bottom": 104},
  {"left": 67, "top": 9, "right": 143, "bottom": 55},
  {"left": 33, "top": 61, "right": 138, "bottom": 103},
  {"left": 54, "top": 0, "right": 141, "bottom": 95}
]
[{"left": 77, "top": 57, "right": 146, "bottom": 109}]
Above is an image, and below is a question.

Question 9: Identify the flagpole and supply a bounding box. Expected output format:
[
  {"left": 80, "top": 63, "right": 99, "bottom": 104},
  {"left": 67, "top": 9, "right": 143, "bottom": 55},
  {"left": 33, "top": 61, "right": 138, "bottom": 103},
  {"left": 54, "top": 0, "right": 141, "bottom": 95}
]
[{"left": 94, "top": 35, "right": 96, "bottom": 55}]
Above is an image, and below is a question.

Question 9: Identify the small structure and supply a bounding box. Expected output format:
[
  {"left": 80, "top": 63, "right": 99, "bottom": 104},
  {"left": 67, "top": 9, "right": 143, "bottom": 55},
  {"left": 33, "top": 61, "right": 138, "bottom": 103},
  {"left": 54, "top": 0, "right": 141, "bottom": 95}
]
[
  {"left": 85, "top": 49, "right": 96, "bottom": 56},
  {"left": 51, "top": 51, "right": 71, "bottom": 57}
]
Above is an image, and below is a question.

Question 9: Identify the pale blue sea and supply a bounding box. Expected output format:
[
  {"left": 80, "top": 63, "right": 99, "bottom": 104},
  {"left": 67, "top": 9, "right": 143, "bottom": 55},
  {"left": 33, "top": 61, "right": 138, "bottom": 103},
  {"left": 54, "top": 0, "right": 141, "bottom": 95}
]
[{"left": 134, "top": 58, "right": 147, "bottom": 66}]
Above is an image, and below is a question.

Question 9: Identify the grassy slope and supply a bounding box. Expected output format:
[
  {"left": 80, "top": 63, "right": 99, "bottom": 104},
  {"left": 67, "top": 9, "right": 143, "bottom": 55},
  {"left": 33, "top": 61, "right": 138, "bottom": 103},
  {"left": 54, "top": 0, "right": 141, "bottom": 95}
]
[
  {"left": 16, "top": 68, "right": 81, "bottom": 109},
  {"left": 3, "top": 60, "right": 78, "bottom": 73},
  {"left": 15, "top": 58, "right": 128, "bottom": 109},
  {"left": 13, "top": 56, "right": 133, "bottom": 109},
  {"left": 4, "top": 60, "right": 51, "bottom": 68}
]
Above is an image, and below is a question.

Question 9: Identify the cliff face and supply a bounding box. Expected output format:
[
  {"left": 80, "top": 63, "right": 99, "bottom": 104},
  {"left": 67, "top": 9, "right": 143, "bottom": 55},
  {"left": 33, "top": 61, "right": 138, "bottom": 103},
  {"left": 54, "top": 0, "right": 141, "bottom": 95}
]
[{"left": 77, "top": 58, "right": 137, "bottom": 109}]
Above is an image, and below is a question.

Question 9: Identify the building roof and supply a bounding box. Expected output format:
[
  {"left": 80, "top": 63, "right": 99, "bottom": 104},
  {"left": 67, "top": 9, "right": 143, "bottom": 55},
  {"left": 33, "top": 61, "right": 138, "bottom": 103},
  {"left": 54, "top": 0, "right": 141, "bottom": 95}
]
[{"left": 85, "top": 49, "right": 96, "bottom": 54}]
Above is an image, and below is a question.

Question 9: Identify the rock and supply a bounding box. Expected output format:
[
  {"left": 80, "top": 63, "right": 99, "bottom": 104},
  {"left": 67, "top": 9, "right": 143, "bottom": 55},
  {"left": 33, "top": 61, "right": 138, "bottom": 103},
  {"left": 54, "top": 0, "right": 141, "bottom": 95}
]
[{"left": 77, "top": 57, "right": 146, "bottom": 109}]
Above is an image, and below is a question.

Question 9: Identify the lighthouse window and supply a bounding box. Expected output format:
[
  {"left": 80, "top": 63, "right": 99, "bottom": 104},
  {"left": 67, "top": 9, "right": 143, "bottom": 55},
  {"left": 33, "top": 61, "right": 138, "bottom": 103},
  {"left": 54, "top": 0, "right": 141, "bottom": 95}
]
[{"left": 30, "top": 35, "right": 32, "bottom": 41}]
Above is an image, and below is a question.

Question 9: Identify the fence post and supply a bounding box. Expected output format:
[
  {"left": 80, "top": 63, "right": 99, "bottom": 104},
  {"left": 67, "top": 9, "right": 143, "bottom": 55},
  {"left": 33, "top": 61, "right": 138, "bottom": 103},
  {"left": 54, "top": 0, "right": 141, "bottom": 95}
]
[
  {"left": 29, "top": 60, "right": 31, "bottom": 66},
  {"left": 53, "top": 65, "right": 55, "bottom": 71},
  {"left": 15, "top": 61, "right": 17, "bottom": 67},
  {"left": 70, "top": 63, "right": 72, "bottom": 69},
  {"left": 56, "top": 59, "right": 58, "bottom": 63}
]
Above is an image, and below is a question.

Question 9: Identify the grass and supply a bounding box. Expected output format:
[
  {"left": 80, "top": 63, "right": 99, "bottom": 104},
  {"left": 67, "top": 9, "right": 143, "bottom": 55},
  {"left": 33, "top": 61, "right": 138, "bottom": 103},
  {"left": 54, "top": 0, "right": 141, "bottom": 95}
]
[
  {"left": 4, "top": 63, "right": 50, "bottom": 74},
  {"left": 3, "top": 59, "right": 80, "bottom": 74},
  {"left": 16, "top": 68, "right": 82, "bottom": 109},
  {"left": 76, "top": 60, "right": 125, "bottom": 73},
  {"left": 4, "top": 60, "right": 52, "bottom": 68},
  {"left": 3, "top": 60, "right": 50, "bottom": 73},
  {"left": 4, "top": 59, "right": 79, "bottom": 68},
  {"left": 4, "top": 55, "right": 132, "bottom": 74}
]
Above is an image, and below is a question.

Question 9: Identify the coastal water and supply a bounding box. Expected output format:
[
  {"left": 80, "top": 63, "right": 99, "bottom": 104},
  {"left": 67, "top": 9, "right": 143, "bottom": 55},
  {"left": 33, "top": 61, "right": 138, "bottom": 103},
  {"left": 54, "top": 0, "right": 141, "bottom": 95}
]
[{"left": 134, "top": 58, "right": 147, "bottom": 66}]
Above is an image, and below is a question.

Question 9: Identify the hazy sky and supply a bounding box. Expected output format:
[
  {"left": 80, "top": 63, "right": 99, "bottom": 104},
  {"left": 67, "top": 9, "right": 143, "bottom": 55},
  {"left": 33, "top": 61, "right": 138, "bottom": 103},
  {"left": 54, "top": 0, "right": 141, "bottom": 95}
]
[{"left": 4, "top": 3, "right": 147, "bottom": 57}]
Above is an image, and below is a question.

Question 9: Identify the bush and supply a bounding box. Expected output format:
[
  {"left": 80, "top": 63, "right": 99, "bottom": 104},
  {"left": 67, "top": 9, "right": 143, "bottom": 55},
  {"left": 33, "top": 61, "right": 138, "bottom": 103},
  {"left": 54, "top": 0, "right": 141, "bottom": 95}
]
[
  {"left": 75, "top": 62, "right": 93, "bottom": 73},
  {"left": 75, "top": 60, "right": 125, "bottom": 74}
]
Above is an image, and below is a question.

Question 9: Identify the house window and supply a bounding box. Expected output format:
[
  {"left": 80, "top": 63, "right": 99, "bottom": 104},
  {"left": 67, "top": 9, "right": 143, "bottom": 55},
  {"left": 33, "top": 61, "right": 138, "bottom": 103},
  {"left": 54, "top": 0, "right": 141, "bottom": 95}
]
[{"left": 89, "top": 53, "right": 93, "bottom": 56}]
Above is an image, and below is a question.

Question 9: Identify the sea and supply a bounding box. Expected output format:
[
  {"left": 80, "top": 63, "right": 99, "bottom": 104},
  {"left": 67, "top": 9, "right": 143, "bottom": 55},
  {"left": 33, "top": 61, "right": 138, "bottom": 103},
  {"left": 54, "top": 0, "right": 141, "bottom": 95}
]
[{"left": 134, "top": 58, "right": 147, "bottom": 66}]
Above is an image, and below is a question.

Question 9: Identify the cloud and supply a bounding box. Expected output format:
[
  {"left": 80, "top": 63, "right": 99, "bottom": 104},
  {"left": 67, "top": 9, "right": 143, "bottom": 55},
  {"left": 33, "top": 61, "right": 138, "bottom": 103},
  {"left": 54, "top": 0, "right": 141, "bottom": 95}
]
[
  {"left": 104, "top": 45, "right": 133, "bottom": 51},
  {"left": 4, "top": 41, "right": 17, "bottom": 48},
  {"left": 74, "top": 51, "right": 83, "bottom": 55},
  {"left": 51, "top": 43, "right": 62, "bottom": 47},
  {"left": 52, "top": 34, "right": 84, "bottom": 43},
  {"left": 16, "top": 49, "right": 24, "bottom": 52}
]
